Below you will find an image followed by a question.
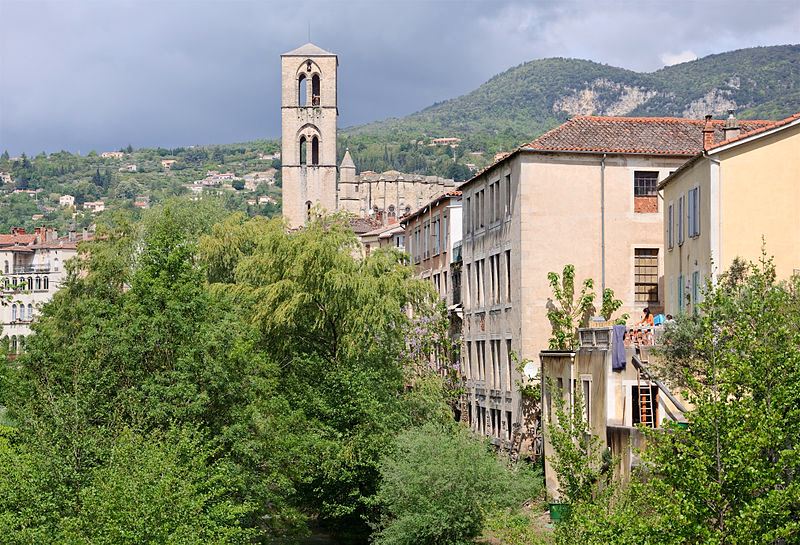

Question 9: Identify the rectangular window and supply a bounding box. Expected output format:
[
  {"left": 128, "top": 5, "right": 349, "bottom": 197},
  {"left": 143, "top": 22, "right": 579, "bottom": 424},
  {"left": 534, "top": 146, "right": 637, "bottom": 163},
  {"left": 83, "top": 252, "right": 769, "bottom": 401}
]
[
  {"left": 634, "top": 171, "right": 659, "bottom": 213},
  {"left": 492, "top": 340, "right": 500, "bottom": 388},
  {"left": 465, "top": 264, "right": 471, "bottom": 308},
  {"left": 490, "top": 182, "right": 497, "bottom": 223},
  {"left": 506, "top": 339, "right": 513, "bottom": 392},
  {"left": 678, "top": 196, "right": 685, "bottom": 245},
  {"left": 432, "top": 218, "right": 440, "bottom": 255},
  {"left": 505, "top": 250, "right": 511, "bottom": 302},
  {"left": 634, "top": 248, "right": 659, "bottom": 303},
  {"left": 479, "top": 190, "right": 485, "bottom": 228},
  {"left": 423, "top": 223, "right": 429, "bottom": 259},
  {"left": 443, "top": 271, "right": 448, "bottom": 297},
  {"left": 505, "top": 174, "right": 512, "bottom": 217},
  {"left": 692, "top": 270, "right": 700, "bottom": 312},
  {"left": 490, "top": 255, "right": 498, "bottom": 305},
  {"left": 475, "top": 261, "right": 481, "bottom": 306},
  {"left": 479, "top": 340, "right": 487, "bottom": 381},
  {"left": 582, "top": 378, "right": 591, "bottom": 427},
  {"left": 678, "top": 274, "right": 685, "bottom": 313},
  {"left": 465, "top": 197, "right": 471, "bottom": 234},
  {"left": 688, "top": 187, "right": 700, "bottom": 237},
  {"left": 667, "top": 203, "right": 674, "bottom": 249},
  {"left": 466, "top": 341, "right": 472, "bottom": 379},
  {"left": 505, "top": 410, "right": 512, "bottom": 440},
  {"left": 443, "top": 214, "right": 448, "bottom": 252}
]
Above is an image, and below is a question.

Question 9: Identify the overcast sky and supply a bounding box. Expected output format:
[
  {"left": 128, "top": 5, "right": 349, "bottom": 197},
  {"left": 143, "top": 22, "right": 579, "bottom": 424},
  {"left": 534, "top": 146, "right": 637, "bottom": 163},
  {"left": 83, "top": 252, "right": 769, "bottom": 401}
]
[{"left": 1, "top": 0, "right": 798, "bottom": 156}]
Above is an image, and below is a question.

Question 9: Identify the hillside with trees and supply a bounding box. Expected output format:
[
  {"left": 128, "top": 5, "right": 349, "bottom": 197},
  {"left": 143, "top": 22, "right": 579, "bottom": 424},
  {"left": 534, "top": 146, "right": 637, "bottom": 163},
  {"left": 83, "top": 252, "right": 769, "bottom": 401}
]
[{"left": 340, "top": 44, "right": 800, "bottom": 173}]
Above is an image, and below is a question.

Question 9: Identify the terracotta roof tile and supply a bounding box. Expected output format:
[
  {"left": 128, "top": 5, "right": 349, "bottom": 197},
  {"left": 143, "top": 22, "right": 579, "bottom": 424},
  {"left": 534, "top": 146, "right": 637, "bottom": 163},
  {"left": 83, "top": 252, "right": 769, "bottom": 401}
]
[
  {"left": 524, "top": 116, "right": 773, "bottom": 156},
  {"left": 709, "top": 111, "right": 800, "bottom": 150}
]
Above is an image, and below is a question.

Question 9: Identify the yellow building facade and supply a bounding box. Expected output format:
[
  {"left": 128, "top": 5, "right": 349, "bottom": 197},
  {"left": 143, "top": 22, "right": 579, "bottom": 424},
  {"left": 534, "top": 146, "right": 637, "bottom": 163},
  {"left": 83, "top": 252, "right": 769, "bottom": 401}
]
[{"left": 661, "top": 113, "right": 800, "bottom": 315}]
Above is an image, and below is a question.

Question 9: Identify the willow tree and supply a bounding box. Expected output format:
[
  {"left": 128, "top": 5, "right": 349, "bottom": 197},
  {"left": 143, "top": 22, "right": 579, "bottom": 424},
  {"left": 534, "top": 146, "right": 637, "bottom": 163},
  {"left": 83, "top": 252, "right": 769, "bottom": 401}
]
[{"left": 199, "top": 213, "right": 448, "bottom": 534}]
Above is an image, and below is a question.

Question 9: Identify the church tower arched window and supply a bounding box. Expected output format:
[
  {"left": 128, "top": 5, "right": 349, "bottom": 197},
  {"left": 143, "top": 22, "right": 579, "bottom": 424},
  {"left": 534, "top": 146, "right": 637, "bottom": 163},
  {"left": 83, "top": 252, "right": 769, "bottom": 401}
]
[
  {"left": 311, "top": 136, "right": 319, "bottom": 166},
  {"left": 298, "top": 73, "right": 307, "bottom": 106},
  {"left": 299, "top": 136, "right": 307, "bottom": 165},
  {"left": 311, "top": 74, "right": 321, "bottom": 106}
]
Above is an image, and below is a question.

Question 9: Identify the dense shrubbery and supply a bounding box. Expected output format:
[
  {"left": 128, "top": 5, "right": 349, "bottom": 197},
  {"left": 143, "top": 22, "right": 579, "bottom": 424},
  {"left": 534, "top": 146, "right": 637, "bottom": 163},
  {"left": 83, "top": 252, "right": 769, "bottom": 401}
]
[{"left": 373, "top": 423, "right": 542, "bottom": 545}]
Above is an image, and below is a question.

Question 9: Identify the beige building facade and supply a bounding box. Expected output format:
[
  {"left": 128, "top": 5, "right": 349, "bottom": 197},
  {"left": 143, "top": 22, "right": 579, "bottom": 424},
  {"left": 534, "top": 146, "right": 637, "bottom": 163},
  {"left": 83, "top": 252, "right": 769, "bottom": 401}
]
[
  {"left": 279, "top": 43, "right": 455, "bottom": 228},
  {"left": 540, "top": 327, "right": 688, "bottom": 498},
  {"left": 660, "top": 112, "right": 800, "bottom": 315},
  {"left": 457, "top": 116, "right": 766, "bottom": 451},
  {"left": 402, "top": 191, "right": 462, "bottom": 305},
  {"left": 1, "top": 227, "right": 90, "bottom": 353}
]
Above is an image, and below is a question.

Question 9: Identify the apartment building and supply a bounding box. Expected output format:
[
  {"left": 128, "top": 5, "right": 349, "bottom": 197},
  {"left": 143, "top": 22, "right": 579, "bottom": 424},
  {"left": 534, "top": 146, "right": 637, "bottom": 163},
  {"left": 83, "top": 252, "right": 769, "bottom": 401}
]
[
  {"left": 457, "top": 115, "right": 771, "bottom": 452},
  {"left": 1, "top": 227, "right": 91, "bottom": 353},
  {"left": 402, "top": 191, "right": 462, "bottom": 305},
  {"left": 660, "top": 112, "right": 800, "bottom": 315}
]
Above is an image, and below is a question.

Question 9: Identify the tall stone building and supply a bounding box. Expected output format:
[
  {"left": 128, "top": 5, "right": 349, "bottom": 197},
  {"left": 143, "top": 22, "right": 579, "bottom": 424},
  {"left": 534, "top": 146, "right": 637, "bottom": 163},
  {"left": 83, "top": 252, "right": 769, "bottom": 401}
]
[
  {"left": 280, "top": 43, "right": 455, "bottom": 228},
  {"left": 281, "top": 43, "right": 339, "bottom": 228}
]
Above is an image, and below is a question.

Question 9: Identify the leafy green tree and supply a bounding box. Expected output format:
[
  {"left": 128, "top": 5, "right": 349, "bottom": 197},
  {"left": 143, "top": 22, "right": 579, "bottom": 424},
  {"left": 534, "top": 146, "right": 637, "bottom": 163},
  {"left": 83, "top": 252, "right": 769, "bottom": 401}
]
[
  {"left": 553, "top": 256, "right": 800, "bottom": 543},
  {"left": 373, "top": 423, "right": 541, "bottom": 545},
  {"left": 546, "top": 264, "right": 595, "bottom": 350},
  {"left": 546, "top": 378, "right": 609, "bottom": 504},
  {"left": 231, "top": 179, "right": 245, "bottom": 191}
]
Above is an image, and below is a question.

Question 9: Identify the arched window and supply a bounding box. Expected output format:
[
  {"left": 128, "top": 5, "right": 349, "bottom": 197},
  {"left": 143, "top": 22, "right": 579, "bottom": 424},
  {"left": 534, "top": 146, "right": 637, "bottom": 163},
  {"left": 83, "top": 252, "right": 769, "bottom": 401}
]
[
  {"left": 298, "top": 73, "right": 307, "bottom": 106},
  {"left": 305, "top": 201, "right": 312, "bottom": 221},
  {"left": 405, "top": 206, "right": 411, "bottom": 216},
  {"left": 388, "top": 205, "right": 396, "bottom": 222},
  {"left": 311, "top": 136, "right": 319, "bottom": 166},
  {"left": 12, "top": 277, "right": 17, "bottom": 288},
  {"left": 11, "top": 304, "right": 17, "bottom": 322},
  {"left": 43, "top": 277, "right": 49, "bottom": 290},
  {"left": 35, "top": 276, "right": 41, "bottom": 290},
  {"left": 27, "top": 277, "right": 33, "bottom": 290},
  {"left": 3, "top": 277, "right": 8, "bottom": 289},
  {"left": 311, "top": 74, "right": 321, "bottom": 106},
  {"left": 27, "top": 303, "right": 33, "bottom": 320},
  {"left": 299, "top": 136, "right": 307, "bottom": 165},
  {"left": 11, "top": 336, "right": 17, "bottom": 354}
]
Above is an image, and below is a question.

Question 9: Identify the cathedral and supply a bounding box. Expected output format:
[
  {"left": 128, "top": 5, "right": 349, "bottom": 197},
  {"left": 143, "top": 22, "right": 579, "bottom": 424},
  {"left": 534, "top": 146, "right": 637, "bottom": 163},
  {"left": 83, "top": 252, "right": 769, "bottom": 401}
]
[{"left": 280, "top": 43, "right": 456, "bottom": 228}]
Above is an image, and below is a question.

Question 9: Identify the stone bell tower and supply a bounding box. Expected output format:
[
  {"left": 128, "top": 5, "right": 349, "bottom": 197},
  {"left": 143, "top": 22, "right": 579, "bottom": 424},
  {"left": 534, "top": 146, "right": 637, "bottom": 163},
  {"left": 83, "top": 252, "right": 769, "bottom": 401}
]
[{"left": 281, "top": 43, "right": 339, "bottom": 228}]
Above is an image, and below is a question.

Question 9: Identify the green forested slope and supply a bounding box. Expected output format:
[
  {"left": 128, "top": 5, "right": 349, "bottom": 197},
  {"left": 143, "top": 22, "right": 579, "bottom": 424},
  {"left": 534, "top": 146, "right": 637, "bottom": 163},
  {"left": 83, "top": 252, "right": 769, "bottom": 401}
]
[{"left": 340, "top": 44, "right": 800, "bottom": 174}]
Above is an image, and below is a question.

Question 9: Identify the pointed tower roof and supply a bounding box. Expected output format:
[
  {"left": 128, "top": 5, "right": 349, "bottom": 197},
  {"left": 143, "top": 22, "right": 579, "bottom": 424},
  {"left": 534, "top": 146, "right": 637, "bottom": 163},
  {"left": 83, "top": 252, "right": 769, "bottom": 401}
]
[
  {"left": 282, "top": 42, "right": 337, "bottom": 57},
  {"left": 340, "top": 148, "right": 356, "bottom": 169}
]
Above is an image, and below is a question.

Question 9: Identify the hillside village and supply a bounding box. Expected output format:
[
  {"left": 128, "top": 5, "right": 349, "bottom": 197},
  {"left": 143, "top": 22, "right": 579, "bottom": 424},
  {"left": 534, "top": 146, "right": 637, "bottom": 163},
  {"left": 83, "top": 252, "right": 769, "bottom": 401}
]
[{"left": 2, "top": 38, "right": 800, "bottom": 545}]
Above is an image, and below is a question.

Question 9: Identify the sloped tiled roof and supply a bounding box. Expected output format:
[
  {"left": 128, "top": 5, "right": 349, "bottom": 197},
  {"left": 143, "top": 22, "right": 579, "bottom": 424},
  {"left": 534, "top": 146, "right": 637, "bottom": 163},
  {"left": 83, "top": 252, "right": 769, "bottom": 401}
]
[
  {"left": 659, "top": 111, "right": 800, "bottom": 190},
  {"left": 349, "top": 216, "right": 382, "bottom": 235},
  {"left": 0, "top": 233, "right": 37, "bottom": 247},
  {"left": 709, "top": 111, "right": 800, "bottom": 151},
  {"left": 282, "top": 42, "right": 336, "bottom": 57},
  {"left": 525, "top": 116, "right": 773, "bottom": 156}
]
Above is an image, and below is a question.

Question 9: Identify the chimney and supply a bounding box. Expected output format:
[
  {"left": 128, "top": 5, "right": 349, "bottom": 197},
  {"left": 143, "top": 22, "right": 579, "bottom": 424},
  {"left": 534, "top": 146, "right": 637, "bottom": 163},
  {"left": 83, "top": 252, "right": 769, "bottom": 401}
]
[
  {"left": 68, "top": 230, "right": 76, "bottom": 242},
  {"left": 702, "top": 114, "right": 715, "bottom": 151},
  {"left": 723, "top": 109, "right": 740, "bottom": 141},
  {"left": 82, "top": 227, "right": 89, "bottom": 241}
]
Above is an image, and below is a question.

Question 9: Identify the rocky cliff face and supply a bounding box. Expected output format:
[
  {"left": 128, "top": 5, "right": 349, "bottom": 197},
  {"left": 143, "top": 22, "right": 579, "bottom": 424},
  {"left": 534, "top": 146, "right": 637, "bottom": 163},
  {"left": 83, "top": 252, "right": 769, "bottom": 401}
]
[{"left": 343, "top": 44, "right": 800, "bottom": 157}]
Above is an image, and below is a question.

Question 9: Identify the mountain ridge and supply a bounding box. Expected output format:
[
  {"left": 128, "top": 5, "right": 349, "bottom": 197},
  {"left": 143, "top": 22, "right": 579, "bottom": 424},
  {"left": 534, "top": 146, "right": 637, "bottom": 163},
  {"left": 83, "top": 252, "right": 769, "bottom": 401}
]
[{"left": 339, "top": 44, "right": 800, "bottom": 173}]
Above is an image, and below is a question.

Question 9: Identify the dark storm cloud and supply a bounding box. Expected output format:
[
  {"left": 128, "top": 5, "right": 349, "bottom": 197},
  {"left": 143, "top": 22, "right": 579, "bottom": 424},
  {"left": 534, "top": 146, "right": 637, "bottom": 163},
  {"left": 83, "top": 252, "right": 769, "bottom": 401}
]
[{"left": 1, "top": 0, "right": 798, "bottom": 155}]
